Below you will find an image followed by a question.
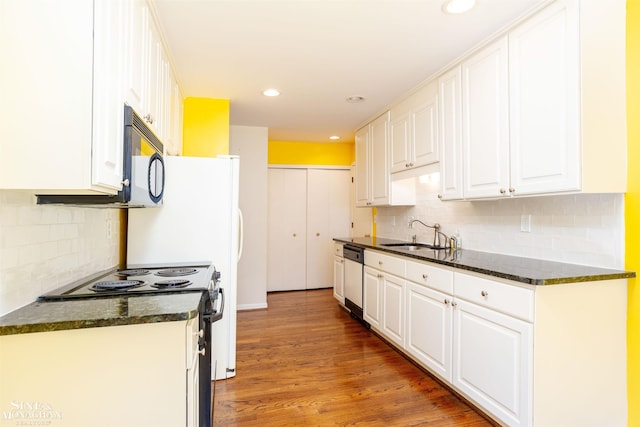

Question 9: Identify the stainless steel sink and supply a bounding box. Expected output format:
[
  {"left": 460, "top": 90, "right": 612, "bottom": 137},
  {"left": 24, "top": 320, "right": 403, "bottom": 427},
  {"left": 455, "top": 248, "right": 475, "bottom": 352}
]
[{"left": 381, "top": 243, "right": 447, "bottom": 251}]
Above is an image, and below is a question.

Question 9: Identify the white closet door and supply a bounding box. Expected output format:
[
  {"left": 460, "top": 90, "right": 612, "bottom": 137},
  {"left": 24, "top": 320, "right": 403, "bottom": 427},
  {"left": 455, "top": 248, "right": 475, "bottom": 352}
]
[
  {"left": 267, "top": 168, "right": 307, "bottom": 291},
  {"left": 306, "top": 169, "right": 350, "bottom": 289}
]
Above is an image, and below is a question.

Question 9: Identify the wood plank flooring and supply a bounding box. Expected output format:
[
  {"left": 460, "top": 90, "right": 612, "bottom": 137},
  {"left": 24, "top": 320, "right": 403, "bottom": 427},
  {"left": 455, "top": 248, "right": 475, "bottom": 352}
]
[{"left": 213, "top": 289, "right": 493, "bottom": 426}]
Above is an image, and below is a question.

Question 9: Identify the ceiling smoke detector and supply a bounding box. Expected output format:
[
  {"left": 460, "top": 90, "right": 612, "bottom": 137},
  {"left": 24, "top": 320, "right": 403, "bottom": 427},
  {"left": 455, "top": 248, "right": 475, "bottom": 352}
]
[{"left": 346, "top": 96, "right": 365, "bottom": 103}]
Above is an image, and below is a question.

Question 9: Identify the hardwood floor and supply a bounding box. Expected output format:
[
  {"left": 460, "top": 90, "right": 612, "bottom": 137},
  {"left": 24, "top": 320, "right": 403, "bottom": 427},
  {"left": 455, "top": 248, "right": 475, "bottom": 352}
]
[{"left": 213, "top": 289, "right": 493, "bottom": 426}]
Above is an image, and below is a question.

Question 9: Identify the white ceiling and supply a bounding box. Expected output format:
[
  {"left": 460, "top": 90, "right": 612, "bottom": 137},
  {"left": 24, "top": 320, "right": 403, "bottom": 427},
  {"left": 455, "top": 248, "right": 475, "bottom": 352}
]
[{"left": 151, "top": 0, "right": 547, "bottom": 143}]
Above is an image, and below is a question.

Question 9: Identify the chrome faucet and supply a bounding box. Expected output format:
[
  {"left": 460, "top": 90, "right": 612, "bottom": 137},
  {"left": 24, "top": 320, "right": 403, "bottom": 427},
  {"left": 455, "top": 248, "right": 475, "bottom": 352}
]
[{"left": 409, "top": 219, "right": 448, "bottom": 248}]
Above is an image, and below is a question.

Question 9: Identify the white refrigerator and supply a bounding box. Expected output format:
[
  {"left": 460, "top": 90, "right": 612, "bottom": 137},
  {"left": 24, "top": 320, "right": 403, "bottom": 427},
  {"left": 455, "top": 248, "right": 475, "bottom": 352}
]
[{"left": 127, "top": 155, "right": 241, "bottom": 380}]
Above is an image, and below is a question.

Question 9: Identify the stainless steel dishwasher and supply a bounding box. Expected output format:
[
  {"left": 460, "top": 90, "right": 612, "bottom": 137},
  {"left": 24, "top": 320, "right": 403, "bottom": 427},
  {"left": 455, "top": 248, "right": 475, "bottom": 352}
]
[{"left": 343, "top": 244, "right": 368, "bottom": 326}]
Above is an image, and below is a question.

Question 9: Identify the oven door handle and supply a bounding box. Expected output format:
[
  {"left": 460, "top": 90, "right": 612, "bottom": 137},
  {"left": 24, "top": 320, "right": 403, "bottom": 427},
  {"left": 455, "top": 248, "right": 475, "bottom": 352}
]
[{"left": 208, "top": 288, "right": 224, "bottom": 323}]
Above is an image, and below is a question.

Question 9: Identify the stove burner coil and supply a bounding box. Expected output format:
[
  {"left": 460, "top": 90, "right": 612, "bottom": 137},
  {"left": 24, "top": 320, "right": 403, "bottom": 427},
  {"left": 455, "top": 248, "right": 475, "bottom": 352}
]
[
  {"left": 151, "top": 279, "right": 192, "bottom": 289},
  {"left": 90, "top": 280, "right": 145, "bottom": 292},
  {"left": 155, "top": 268, "right": 198, "bottom": 277},
  {"left": 116, "top": 269, "right": 151, "bottom": 277}
]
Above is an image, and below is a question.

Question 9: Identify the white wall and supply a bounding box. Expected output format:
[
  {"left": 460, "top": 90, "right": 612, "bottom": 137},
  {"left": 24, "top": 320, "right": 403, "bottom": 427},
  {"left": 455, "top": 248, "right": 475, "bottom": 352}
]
[
  {"left": 374, "top": 179, "right": 624, "bottom": 269},
  {"left": 230, "top": 126, "right": 268, "bottom": 310},
  {"left": 0, "top": 191, "right": 120, "bottom": 316}
]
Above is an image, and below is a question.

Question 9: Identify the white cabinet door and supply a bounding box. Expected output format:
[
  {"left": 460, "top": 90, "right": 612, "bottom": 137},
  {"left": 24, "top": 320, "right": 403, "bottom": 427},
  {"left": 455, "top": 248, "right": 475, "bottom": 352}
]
[
  {"left": 412, "top": 82, "right": 439, "bottom": 168},
  {"left": 438, "top": 66, "right": 463, "bottom": 201},
  {"left": 390, "top": 101, "right": 412, "bottom": 173},
  {"left": 406, "top": 281, "right": 452, "bottom": 382},
  {"left": 363, "top": 266, "right": 382, "bottom": 329},
  {"left": 370, "top": 112, "right": 390, "bottom": 205},
  {"left": 267, "top": 169, "right": 307, "bottom": 291},
  {"left": 333, "top": 255, "right": 345, "bottom": 303},
  {"left": 355, "top": 126, "right": 371, "bottom": 207},
  {"left": 453, "top": 299, "right": 532, "bottom": 427},
  {"left": 509, "top": 0, "right": 580, "bottom": 196},
  {"left": 381, "top": 272, "right": 405, "bottom": 348},
  {"left": 92, "top": 0, "right": 125, "bottom": 191},
  {"left": 124, "top": 0, "right": 148, "bottom": 116},
  {"left": 306, "top": 169, "right": 350, "bottom": 289},
  {"left": 147, "top": 20, "right": 165, "bottom": 138},
  {"left": 390, "top": 82, "right": 439, "bottom": 174},
  {"left": 462, "top": 37, "right": 510, "bottom": 199},
  {"left": 166, "top": 75, "right": 184, "bottom": 155}
]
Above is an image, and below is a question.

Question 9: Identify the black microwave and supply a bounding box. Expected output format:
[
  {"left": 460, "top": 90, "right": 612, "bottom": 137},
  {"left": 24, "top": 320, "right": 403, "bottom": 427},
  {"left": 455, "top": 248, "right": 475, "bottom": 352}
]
[{"left": 37, "top": 105, "right": 165, "bottom": 208}]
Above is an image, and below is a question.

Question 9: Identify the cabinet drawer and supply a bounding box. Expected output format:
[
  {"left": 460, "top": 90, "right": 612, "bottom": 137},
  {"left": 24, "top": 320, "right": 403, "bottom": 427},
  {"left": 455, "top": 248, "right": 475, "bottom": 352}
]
[
  {"left": 334, "top": 242, "right": 344, "bottom": 257},
  {"left": 454, "top": 273, "right": 534, "bottom": 322},
  {"left": 365, "top": 250, "right": 406, "bottom": 276},
  {"left": 406, "top": 259, "right": 454, "bottom": 295}
]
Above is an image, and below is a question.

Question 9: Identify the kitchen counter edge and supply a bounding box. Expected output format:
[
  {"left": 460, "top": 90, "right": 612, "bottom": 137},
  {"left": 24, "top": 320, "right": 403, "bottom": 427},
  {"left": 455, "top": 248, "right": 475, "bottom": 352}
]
[
  {"left": 0, "top": 293, "right": 203, "bottom": 336},
  {"left": 334, "top": 237, "right": 635, "bottom": 286}
]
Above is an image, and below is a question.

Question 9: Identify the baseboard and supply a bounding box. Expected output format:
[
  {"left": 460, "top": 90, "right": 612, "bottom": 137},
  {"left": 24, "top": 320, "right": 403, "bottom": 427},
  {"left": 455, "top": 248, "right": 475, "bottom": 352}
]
[{"left": 237, "top": 302, "right": 268, "bottom": 311}]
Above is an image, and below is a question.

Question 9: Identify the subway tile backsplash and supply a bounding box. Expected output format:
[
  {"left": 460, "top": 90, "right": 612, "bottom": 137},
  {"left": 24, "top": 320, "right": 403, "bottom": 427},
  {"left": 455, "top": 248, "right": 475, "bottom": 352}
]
[
  {"left": 374, "top": 180, "right": 624, "bottom": 269},
  {"left": 0, "top": 191, "right": 120, "bottom": 316}
]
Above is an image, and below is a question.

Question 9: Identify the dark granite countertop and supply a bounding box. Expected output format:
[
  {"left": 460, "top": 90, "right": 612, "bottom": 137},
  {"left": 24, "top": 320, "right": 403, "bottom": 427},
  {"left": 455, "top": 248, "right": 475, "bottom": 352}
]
[
  {"left": 335, "top": 237, "right": 635, "bottom": 286},
  {"left": 0, "top": 293, "right": 203, "bottom": 336}
]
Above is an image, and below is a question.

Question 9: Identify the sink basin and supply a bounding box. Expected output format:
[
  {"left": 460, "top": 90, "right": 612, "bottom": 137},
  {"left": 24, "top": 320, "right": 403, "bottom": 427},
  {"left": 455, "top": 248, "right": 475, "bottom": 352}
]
[{"left": 381, "top": 243, "right": 447, "bottom": 251}]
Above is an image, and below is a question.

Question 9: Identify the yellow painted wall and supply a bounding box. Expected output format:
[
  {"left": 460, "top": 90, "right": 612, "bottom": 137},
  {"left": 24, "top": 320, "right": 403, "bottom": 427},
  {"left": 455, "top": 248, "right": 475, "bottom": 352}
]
[
  {"left": 268, "top": 141, "right": 354, "bottom": 166},
  {"left": 182, "top": 97, "right": 229, "bottom": 157},
  {"left": 626, "top": 1, "right": 640, "bottom": 424}
]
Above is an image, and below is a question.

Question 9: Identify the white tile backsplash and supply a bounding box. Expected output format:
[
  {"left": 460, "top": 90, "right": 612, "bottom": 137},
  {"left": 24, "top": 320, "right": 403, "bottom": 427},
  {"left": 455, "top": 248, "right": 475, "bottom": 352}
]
[
  {"left": 375, "top": 179, "right": 624, "bottom": 269},
  {"left": 0, "top": 191, "right": 120, "bottom": 316}
]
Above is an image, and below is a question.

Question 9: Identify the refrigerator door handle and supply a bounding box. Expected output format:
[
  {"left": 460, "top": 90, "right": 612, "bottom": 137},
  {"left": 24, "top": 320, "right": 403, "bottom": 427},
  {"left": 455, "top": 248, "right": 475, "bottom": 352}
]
[{"left": 237, "top": 208, "right": 244, "bottom": 262}]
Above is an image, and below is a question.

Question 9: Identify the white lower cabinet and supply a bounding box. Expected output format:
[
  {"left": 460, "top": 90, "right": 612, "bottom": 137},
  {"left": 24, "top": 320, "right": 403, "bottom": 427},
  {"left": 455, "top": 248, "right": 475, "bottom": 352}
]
[
  {"left": 364, "top": 266, "right": 405, "bottom": 348},
  {"left": 406, "top": 281, "right": 452, "bottom": 382},
  {"left": 381, "top": 273, "right": 405, "bottom": 347},
  {"left": 364, "top": 250, "right": 627, "bottom": 427},
  {"left": 363, "top": 266, "right": 382, "bottom": 329},
  {"left": 452, "top": 298, "right": 532, "bottom": 427},
  {"left": 333, "top": 244, "right": 345, "bottom": 304}
]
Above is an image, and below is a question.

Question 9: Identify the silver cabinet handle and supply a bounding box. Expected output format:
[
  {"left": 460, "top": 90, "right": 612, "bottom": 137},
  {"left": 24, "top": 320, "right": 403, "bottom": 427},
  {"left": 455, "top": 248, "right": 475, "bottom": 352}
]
[
  {"left": 377, "top": 274, "right": 383, "bottom": 278},
  {"left": 437, "top": 194, "right": 443, "bottom": 199},
  {"left": 378, "top": 261, "right": 383, "bottom": 266},
  {"left": 499, "top": 188, "right": 506, "bottom": 194},
  {"left": 444, "top": 299, "right": 450, "bottom": 305},
  {"left": 509, "top": 187, "right": 515, "bottom": 193},
  {"left": 451, "top": 301, "right": 457, "bottom": 307},
  {"left": 422, "top": 274, "right": 428, "bottom": 280},
  {"left": 144, "top": 113, "right": 154, "bottom": 124},
  {"left": 481, "top": 290, "right": 489, "bottom": 297},
  {"left": 316, "top": 232, "right": 320, "bottom": 237}
]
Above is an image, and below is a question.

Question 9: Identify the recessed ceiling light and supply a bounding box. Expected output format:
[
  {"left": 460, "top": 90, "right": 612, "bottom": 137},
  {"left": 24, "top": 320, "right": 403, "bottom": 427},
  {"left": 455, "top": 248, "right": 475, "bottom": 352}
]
[
  {"left": 442, "top": 0, "right": 476, "bottom": 14},
  {"left": 346, "top": 96, "right": 365, "bottom": 103},
  {"left": 329, "top": 135, "right": 340, "bottom": 140},
  {"left": 263, "top": 88, "right": 280, "bottom": 97}
]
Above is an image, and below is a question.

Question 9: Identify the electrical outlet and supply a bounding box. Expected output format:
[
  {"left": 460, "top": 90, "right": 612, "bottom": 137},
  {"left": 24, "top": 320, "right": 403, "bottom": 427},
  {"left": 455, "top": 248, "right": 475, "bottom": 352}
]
[{"left": 520, "top": 214, "right": 531, "bottom": 233}]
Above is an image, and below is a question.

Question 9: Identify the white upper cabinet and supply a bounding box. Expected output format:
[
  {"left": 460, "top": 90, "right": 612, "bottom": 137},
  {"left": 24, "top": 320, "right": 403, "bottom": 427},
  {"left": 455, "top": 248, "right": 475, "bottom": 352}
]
[
  {"left": 371, "top": 113, "right": 390, "bottom": 205},
  {"left": 508, "top": 0, "right": 580, "bottom": 196},
  {"left": 0, "top": 0, "right": 124, "bottom": 193},
  {"left": 461, "top": 37, "right": 510, "bottom": 199},
  {"left": 438, "top": 66, "right": 464, "bottom": 201},
  {"left": 125, "top": 0, "right": 179, "bottom": 145},
  {"left": 390, "top": 82, "right": 439, "bottom": 174},
  {"left": 356, "top": 112, "right": 416, "bottom": 207},
  {"left": 437, "top": 0, "right": 626, "bottom": 200},
  {"left": 0, "top": 0, "right": 183, "bottom": 193},
  {"left": 124, "top": 0, "right": 149, "bottom": 118},
  {"left": 355, "top": 125, "right": 371, "bottom": 206}
]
